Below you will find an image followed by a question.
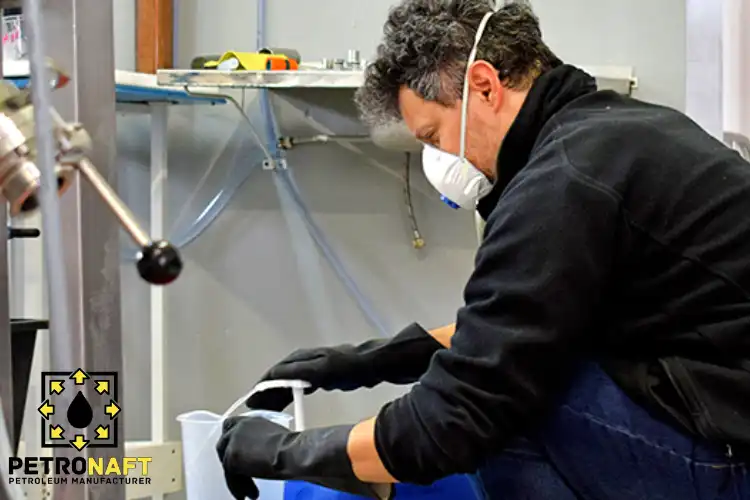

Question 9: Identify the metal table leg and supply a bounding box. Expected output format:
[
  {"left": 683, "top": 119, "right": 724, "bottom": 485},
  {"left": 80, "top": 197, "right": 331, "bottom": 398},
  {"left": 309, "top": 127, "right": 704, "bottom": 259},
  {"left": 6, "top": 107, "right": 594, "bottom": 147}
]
[{"left": 149, "top": 102, "right": 168, "bottom": 500}]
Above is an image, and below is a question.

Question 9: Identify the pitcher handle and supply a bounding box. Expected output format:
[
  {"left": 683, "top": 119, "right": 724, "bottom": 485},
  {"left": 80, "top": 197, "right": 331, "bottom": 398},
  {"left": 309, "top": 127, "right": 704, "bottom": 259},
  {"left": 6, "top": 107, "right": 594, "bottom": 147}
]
[{"left": 246, "top": 379, "right": 310, "bottom": 431}]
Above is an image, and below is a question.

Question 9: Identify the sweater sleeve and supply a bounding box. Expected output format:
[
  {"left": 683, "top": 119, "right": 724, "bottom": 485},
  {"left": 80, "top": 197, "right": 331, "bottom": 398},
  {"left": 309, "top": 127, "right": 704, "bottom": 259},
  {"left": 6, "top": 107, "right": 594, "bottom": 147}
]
[{"left": 374, "top": 158, "right": 623, "bottom": 484}]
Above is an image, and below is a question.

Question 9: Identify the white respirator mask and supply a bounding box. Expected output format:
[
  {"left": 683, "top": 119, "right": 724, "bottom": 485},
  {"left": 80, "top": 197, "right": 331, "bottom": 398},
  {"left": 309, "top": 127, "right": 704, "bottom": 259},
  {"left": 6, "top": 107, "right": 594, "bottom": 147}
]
[
  {"left": 421, "top": 7, "right": 498, "bottom": 210},
  {"left": 422, "top": 145, "right": 492, "bottom": 209}
]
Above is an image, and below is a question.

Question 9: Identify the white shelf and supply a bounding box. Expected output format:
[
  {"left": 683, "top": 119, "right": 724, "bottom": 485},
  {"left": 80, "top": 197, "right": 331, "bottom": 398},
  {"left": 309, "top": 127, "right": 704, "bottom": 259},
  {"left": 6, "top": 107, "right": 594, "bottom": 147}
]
[
  {"left": 157, "top": 68, "right": 364, "bottom": 89},
  {"left": 157, "top": 65, "right": 636, "bottom": 94}
]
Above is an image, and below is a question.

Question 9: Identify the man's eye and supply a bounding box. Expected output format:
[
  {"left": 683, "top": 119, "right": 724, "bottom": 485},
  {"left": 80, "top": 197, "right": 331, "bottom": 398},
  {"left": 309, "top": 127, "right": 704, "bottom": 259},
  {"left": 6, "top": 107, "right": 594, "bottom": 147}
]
[{"left": 417, "top": 131, "right": 438, "bottom": 147}]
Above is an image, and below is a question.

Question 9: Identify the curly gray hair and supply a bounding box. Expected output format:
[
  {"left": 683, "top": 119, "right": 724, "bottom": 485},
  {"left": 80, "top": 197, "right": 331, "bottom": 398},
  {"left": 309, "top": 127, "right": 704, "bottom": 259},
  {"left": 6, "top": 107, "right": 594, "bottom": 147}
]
[{"left": 354, "top": 0, "right": 560, "bottom": 128}]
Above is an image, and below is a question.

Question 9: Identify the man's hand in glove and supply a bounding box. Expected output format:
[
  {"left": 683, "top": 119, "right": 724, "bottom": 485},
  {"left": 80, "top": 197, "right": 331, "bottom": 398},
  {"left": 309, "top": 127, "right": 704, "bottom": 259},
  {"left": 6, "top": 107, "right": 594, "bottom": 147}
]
[
  {"left": 246, "top": 322, "right": 447, "bottom": 411},
  {"left": 217, "top": 416, "right": 393, "bottom": 500}
]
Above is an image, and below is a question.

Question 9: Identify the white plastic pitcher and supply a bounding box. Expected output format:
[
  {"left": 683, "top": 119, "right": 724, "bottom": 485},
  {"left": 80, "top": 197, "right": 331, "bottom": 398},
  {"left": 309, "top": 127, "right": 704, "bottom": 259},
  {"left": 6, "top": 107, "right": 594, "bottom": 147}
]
[{"left": 177, "top": 379, "right": 310, "bottom": 500}]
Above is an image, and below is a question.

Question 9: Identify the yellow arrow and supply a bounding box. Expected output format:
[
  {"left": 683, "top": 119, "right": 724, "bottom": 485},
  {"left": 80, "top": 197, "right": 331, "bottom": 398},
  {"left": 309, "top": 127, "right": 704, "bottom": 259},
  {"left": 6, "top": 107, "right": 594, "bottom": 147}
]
[
  {"left": 70, "top": 369, "right": 88, "bottom": 385},
  {"left": 50, "top": 380, "right": 64, "bottom": 395},
  {"left": 37, "top": 400, "right": 54, "bottom": 419},
  {"left": 95, "top": 380, "right": 109, "bottom": 395},
  {"left": 105, "top": 400, "right": 121, "bottom": 419},
  {"left": 95, "top": 425, "right": 109, "bottom": 440},
  {"left": 50, "top": 425, "right": 65, "bottom": 440},
  {"left": 70, "top": 435, "right": 88, "bottom": 451}
]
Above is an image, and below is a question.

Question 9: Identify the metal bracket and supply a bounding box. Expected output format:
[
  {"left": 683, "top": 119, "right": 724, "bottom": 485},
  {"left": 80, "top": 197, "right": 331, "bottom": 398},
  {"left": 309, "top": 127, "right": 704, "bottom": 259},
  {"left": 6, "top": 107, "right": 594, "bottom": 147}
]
[{"left": 263, "top": 157, "right": 287, "bottom": 171}]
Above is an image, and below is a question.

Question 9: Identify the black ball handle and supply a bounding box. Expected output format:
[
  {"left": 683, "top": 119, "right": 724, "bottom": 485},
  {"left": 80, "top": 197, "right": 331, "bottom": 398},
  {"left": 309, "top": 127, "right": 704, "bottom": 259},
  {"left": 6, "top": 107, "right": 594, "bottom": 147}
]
[{"left": 136, "top": 240, "right": 183, "bottom": 285}]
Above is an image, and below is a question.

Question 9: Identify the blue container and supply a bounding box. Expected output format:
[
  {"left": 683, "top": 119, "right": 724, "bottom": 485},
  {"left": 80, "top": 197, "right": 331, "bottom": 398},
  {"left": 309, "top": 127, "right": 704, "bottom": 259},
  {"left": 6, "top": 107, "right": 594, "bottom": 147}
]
[{"left": 283, "top": 474, "right": 482, "bottom": 499}]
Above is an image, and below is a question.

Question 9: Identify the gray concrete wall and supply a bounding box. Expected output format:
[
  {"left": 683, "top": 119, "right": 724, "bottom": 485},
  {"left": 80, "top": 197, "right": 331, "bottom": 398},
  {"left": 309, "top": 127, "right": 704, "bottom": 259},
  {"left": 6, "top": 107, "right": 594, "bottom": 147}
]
[{"left": 108, "top": 2, "right": 688, "bottom": 497}]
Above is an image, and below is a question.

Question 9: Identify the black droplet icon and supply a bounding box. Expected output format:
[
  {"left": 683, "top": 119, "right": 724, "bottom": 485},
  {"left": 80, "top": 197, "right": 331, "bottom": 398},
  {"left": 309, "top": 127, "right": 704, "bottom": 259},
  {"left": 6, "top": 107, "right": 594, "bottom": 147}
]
[{"left": 67, "top": 391, "right": 94, "bottom": 429}]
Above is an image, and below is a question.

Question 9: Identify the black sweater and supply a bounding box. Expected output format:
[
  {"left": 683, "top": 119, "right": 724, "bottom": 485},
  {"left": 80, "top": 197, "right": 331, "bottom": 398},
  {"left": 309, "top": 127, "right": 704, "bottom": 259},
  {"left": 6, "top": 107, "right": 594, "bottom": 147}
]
[{"left": 374, "top": 65, "right": 750, "bottom": 484}]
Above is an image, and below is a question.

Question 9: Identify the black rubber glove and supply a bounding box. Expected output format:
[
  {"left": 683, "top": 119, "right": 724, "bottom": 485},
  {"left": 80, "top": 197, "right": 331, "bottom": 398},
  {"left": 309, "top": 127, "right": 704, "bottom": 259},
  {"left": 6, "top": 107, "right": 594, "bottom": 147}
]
[
  {"left": 217, "top": 416, "right": 393, "bottom": 500},
  {"left": 246, "top": 322, "right": 442, "bottom": 411}
]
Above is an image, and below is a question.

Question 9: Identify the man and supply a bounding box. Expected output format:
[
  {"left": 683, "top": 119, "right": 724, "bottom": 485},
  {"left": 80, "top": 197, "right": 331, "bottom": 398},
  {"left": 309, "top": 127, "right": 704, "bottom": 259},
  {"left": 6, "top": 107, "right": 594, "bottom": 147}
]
[{"left": 216, "top": 1, "right": 750, "bottom": 498}]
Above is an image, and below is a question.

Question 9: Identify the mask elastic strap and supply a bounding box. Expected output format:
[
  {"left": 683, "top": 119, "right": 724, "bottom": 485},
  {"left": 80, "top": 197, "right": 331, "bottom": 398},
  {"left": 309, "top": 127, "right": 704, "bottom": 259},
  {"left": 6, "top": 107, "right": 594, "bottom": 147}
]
[{"left": 458, "top": 8, "right": 498, "bottom": 160}]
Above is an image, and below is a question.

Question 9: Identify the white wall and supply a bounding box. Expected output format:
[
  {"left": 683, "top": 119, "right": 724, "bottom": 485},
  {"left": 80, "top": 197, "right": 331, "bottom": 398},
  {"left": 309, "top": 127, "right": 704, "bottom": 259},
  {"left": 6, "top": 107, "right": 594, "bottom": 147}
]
[
  {"left": 685, "top": 0, "right": 723, "bottom": 137},
  {"left": 723, "top": 0, "right": 750, "bottom": 138},
  {"left": 523, "top": 0, "right": 686, "bottom": 110}
]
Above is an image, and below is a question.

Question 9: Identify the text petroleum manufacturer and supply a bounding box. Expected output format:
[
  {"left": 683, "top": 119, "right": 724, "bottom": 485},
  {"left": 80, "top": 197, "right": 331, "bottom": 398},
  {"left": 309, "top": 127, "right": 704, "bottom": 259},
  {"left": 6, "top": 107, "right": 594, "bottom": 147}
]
[{"left": 8, "top": 456, "right": 152, "bottom": 485}]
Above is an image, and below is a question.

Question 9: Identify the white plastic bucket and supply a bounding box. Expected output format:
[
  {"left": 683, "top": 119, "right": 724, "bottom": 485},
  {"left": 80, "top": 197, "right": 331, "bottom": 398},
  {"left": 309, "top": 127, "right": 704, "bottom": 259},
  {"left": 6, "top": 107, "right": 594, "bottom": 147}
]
[{"left": 177, "top": 379, "right": 310, "bottom": 500}]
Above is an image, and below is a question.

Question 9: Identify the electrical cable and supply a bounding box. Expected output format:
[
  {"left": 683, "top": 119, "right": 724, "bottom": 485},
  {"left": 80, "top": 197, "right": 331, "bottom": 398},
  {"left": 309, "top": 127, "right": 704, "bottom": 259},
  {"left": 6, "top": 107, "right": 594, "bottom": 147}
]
[{"left": 403, "top": 152, "right": 424, "bottom": 249}]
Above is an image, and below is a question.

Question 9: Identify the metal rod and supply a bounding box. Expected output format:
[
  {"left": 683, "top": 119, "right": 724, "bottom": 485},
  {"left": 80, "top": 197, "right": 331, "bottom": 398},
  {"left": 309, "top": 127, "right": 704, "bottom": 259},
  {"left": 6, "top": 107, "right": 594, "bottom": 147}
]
[
  {"left": 278, "top": 134, "right": 371, "bottom": 149},
  {"left": 0, "top": 8, "right": 13, "bottom": 492},
  {"left": 295, "top": 135, "right": 370, "bottom": 144},
  {"left": 149, "top": 103, "right": 167, "bottom": 500},
  {"left": 0, "top": 198, "right": 10, "bottom": 451},
  {"left": 24, "top": 0, "right": 75, "bottom": 403},
  {"left": 75, "top": 158, "right": 151, "bottom": 247},
  {"left": 256, "top": 0, "right": 267, "bottom": 50},
  {"left": 24, "top": 1, "right": 81, "bottom": 499}
]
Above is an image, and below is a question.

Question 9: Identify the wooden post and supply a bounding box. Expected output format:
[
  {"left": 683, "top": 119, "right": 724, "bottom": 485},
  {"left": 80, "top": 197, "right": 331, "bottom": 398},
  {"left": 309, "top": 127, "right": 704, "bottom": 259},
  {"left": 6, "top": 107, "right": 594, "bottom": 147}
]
[{"left": 136, "top": 0, "right": 174, "bottom": 74}]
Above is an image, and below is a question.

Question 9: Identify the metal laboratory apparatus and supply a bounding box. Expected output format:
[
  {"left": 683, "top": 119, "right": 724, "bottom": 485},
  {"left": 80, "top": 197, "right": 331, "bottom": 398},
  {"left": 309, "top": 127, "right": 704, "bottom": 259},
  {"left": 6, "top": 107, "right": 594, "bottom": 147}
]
[{"left": 0, "top": 3, "right": 183, "bottom": 500}]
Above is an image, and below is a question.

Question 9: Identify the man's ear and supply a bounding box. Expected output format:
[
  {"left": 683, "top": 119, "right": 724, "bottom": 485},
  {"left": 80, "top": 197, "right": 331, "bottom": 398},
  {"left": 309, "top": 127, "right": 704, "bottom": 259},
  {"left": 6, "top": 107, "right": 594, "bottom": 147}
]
[{"left": 466, "top": 61, "right": 503, "bottom": 109}]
